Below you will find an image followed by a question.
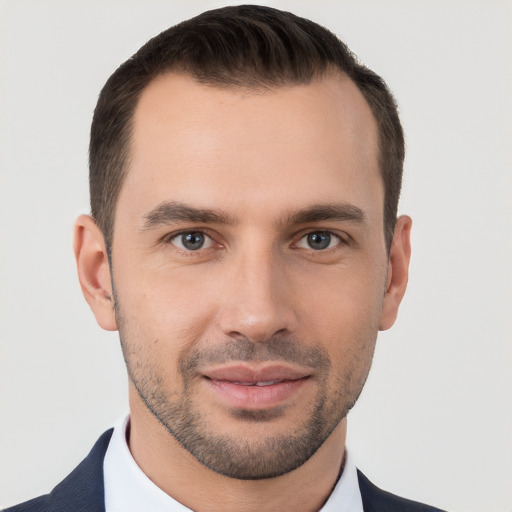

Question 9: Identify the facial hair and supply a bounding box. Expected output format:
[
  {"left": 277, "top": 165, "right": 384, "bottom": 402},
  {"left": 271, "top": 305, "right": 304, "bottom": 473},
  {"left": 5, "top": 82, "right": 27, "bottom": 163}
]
[{"left": 118, "top": 322, "right": 369, "bottom": 480}]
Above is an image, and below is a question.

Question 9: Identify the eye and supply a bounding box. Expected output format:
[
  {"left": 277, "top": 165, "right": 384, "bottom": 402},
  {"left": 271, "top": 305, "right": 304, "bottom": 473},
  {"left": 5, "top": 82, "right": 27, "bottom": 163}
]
[
  {"left": 169, "top": 231, "right": 214, "bottom": 251},
  {"left": 296, "top": 231, "right": 341, "bottom": 251}
]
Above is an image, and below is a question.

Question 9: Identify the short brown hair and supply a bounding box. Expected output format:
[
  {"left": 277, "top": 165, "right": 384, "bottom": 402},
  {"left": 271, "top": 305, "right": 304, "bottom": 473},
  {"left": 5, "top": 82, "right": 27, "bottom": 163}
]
[{"left": 90, "top": 5, "right": 404, "bottom": 251}]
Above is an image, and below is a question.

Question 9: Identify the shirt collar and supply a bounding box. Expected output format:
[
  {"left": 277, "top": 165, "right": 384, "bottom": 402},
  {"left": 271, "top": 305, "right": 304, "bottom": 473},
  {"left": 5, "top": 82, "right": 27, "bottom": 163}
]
[{"left": 104, "top": 415, "right": 363, "bottom": 511}]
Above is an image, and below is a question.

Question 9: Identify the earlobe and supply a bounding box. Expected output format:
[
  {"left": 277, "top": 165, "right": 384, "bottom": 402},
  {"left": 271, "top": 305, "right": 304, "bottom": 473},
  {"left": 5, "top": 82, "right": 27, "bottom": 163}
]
[
  {"left": 379, "top": 215, "right": 412, "bottom": 331},
  {"left": 73, "top": 215, "right": 118, "bottom": 331}
]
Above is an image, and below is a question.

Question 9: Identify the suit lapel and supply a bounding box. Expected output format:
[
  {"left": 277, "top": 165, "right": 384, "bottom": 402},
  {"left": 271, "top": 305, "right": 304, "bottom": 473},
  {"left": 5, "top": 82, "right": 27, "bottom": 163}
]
[
  {"left": 46, "top": 428, "right": 113, "bottom": 512},
  {"left": 357, "top": 470, "right": 446, "bottom": 512}
]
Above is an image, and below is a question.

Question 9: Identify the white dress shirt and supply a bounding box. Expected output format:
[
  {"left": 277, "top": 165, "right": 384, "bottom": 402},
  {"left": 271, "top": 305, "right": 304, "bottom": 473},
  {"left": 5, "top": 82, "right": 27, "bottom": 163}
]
[{"left": 104, "top": 415, "right": 364, "bottom": 512}]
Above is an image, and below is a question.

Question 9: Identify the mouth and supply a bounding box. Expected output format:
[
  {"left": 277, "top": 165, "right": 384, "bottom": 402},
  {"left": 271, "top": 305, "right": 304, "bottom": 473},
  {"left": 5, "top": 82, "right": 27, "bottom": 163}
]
[
  {"left": 202, "top": 364, "right": 311, "bottom": 410},
  {"left": 225, "top": 379, "right": 291, "bottom": 386}
]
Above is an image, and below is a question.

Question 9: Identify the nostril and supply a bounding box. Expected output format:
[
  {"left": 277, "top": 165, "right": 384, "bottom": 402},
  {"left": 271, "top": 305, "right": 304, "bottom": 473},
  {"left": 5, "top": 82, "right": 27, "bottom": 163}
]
[{"left": 224, "top": 326, "right": 292, "bottom": 345}]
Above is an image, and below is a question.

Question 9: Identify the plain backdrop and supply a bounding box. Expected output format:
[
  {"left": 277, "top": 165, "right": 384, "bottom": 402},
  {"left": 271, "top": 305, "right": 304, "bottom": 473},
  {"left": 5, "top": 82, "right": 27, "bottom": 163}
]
[{"left": 1, "top": 1, "right": 511, "bottom": 510}]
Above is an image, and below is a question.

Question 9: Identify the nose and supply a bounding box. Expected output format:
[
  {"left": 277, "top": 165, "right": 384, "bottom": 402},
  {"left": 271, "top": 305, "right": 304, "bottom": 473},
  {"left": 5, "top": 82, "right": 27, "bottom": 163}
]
[{"left": 217, "top": 248, "right": 298, "bottom": 343}]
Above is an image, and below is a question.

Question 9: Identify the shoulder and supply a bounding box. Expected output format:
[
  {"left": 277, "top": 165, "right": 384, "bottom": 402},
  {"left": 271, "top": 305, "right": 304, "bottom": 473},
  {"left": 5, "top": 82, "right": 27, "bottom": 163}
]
[
  {"left": 3, "top": 429, "right": 113, "bottom": 512},
  {"left": 357, "top": 470, "right": 447, "bottom": 512}
]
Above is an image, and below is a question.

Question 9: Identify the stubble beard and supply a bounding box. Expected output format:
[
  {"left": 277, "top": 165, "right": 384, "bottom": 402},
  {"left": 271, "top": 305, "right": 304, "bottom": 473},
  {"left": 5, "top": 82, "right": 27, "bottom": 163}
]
[
  {"left": 118, "top": 328, "right": 371, "bottom": 481},
  {"left": 130, "top": 369, "right": 333, "bottom": 480}
]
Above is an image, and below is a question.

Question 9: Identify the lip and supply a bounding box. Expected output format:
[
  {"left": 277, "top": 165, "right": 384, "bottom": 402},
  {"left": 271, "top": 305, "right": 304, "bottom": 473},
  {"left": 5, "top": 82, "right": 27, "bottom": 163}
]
[
  {"left": 202, "top": 364, "right": 311, "bottom": 410},
  {"left": 204, "top": 364, "right": 309, "bottom": 383}
]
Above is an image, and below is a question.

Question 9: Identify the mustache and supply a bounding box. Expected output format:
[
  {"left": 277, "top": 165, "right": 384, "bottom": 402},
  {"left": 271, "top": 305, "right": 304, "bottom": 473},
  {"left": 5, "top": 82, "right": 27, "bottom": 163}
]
[{"left": 179, "top": 336, "right": 331, "bottom": 374}]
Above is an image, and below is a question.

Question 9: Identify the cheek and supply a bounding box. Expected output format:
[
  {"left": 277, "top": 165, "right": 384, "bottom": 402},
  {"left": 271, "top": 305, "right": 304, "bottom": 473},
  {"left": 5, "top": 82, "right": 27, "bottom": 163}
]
[
  {"left": 114, "top": 261, "right": 220, "bottom": 337},
  {"left": 297, "top": 261, "right": 386, "bottom": 331},
  {"left": 295, "top": 263, "right": 384, "bottom": 371},
  {"left": 315, "top": 296, "right": 379, "bottom": 407}
]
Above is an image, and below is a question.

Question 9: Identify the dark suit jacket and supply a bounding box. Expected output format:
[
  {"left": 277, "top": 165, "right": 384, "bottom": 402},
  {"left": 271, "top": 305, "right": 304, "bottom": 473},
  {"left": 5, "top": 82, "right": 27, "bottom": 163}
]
[{"left": 3, "top": 429, "right": 446, "bottom": 512}]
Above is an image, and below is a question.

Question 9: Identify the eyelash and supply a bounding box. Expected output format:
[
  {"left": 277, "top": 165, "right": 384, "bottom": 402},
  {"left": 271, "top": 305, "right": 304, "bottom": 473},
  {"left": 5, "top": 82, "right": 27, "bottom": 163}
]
[
  {"left": 162, "top": 229, "right": 348, "bottom": 254},
  {"left": 162, "top": 230, "right": 219, "bottom": 254},
  {"left": 294, "top": 231, "right": 343, "bottom": 251}
]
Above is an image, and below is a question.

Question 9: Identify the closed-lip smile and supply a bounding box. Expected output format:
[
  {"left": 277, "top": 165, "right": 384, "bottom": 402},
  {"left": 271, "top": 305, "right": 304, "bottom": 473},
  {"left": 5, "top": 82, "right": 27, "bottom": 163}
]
[{"left": 202, "top": 364, "right": 311, "bottom": 409}]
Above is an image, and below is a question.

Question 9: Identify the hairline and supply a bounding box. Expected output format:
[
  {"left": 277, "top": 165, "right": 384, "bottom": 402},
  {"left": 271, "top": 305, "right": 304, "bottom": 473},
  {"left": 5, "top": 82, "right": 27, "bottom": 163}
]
[{"left": 104, "top": 68, "right": 391, "bottom": 253}]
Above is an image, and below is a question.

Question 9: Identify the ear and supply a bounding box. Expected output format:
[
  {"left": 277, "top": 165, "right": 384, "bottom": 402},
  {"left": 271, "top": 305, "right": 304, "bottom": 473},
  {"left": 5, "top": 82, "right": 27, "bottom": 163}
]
[
  {"left": 379, "top": 215, "right": 412, "bottom": 331},
  {"left": 73, "top": 214, "right": 117, "bottom": 331}
]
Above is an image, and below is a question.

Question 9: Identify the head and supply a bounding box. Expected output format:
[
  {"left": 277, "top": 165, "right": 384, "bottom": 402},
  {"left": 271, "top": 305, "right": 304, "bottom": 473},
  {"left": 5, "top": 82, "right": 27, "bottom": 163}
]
[
  {"left": 76, "top": 5, "right": 411, "bottom": 481},
  {"left": 89, "top": 5, "right": 404, "bottom": 254}
]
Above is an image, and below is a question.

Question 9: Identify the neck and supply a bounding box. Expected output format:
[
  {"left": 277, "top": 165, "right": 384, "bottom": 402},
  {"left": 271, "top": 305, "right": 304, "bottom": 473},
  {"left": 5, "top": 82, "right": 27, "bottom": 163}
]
[{"left": 128, "top": 393, "right": 347, "bottom": 512}]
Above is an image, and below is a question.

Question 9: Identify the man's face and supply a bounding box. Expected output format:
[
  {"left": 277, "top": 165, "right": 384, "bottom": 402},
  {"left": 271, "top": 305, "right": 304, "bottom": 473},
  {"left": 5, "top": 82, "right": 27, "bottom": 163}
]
[{"left": 110, "top": 73, "right": 390, "bottom": 479}]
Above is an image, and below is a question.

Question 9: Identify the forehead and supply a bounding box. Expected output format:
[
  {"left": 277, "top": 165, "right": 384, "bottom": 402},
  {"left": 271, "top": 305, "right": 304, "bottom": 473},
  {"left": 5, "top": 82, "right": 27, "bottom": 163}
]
[{"left": 120, "top": 72, "right": 381, "bottom": 226}]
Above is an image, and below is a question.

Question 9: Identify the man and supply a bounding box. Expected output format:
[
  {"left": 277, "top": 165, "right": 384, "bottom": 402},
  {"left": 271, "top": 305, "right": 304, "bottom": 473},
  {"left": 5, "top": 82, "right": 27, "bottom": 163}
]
[{"left": 4, "top": 5, "right": 445, "bottom": 512}]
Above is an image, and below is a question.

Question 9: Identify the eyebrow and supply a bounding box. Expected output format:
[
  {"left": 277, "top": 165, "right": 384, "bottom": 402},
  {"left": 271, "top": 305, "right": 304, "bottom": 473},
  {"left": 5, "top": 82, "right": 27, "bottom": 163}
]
[
  {"left": 142, "top": 201, "right": 236, "bottom": 229},
  {"left": 141, "top": 200, "right": 366, "bottom": 230},
  {"left": 283, "top": 203, "right": 367, "bottom": 225}
]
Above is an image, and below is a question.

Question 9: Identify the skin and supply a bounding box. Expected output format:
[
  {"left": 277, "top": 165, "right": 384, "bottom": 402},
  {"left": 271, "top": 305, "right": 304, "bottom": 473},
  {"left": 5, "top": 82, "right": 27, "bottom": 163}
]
[{"left": 74, "top": 72, "right": 411, "bottom": 512}]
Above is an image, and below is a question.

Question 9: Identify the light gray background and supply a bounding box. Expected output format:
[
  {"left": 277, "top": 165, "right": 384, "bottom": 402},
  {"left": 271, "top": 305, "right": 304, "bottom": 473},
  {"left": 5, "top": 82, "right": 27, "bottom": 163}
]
[{"left": 1, "top": 1, "right": 511, "bottom": 510}]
